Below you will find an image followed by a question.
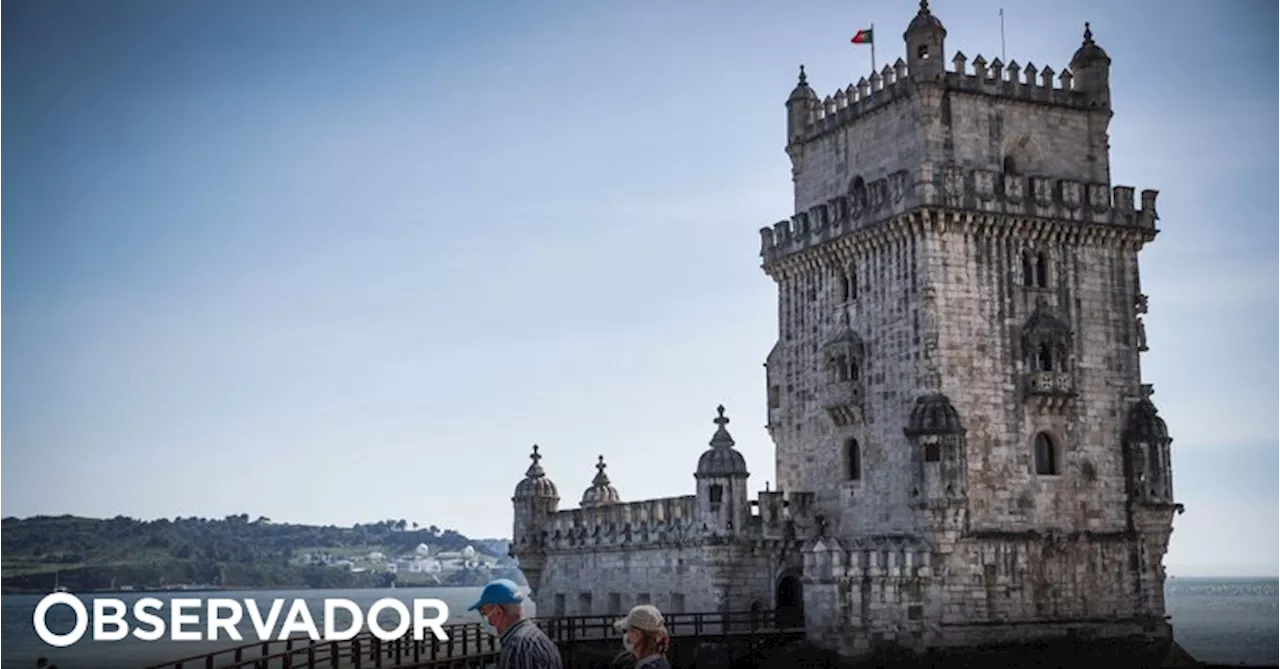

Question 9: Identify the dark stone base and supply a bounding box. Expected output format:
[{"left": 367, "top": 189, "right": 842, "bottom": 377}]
[
  {"left": 555, "top": 634, "right": 1257, "bottom": 669},
  {"left": 725, "top": 636, "right": 1208, "bottom": 669}
]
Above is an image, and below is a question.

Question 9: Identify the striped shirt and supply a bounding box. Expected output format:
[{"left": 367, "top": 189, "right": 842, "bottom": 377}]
[{"left": 498, "top": 618, "right": 563, "bottom": 669}]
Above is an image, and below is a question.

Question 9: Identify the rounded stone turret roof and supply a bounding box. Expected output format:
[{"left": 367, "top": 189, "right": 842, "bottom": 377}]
[
  {"left": 787, "top": 65, "right": 818, "bottom": 103},
  {"left": 513, "top": 444, "right": 559, "bottom": 500},
  {"left": 580, "top": 455, "right": 621, "bottom": 508},
  {"left": 695, "top": 405, "right": 749, "bottom": 478},
  {"left": 904, "top": 393, "right": 965, "bottom": 436},
  {"left": 905, "top": 0, "right": 946, "bottom": 37},
  {"left": 1124, "top": 398, "right": 1170, "bottom": 444},
  {"left": 1070, "top": 23, "right": 1111, "bottom": 69}
]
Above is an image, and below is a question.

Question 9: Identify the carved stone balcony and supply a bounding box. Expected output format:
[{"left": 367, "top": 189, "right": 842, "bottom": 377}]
[
  {"left": 1025, "top": 371, "right": 1075, "bottom": 396},
  {"left": 820, "top": 381, "right": 865, "bottom": 426},
  {"left": 1023, "top": 371, "right": 1076, "bottom": 413}
]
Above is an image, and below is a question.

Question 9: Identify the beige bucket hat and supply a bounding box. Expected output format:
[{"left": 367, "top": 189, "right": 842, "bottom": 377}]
[{"left": 612, "top": 604, "right": 666, "bottom": 633}]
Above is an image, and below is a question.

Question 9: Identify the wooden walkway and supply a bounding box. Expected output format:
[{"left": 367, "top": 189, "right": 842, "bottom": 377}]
[{"left": 144, "top": 610, "right": 800, "bottom": 669}]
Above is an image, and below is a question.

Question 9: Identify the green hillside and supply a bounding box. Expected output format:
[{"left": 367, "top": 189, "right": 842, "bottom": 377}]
[{"left": 1, "top": 514, "right": 524, "bottom": 593}]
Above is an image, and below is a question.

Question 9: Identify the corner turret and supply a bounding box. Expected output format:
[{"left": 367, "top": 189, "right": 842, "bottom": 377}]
[
  {"left": 786, "top": 65, "right": 819, "bottom": 147},
  {"left": 904, "top": 0, "right": 946, "bottom": 81},
  {"left": 904, "top": 394, "right": 968, "bottom": 517},
  {"left": 511, "top": 444, "right": 558, "bottom": 593},
  {"left": 695, "top": 405, "right": 751, "bottom": 535},
  {"left": 1123, "top": 387, "right": 1175, "bottom": 506},
  {"left": 1069, "top": 22, "right": 1111, "bottom": 107},
  {"left": 581, "top": 455, "right": 621, "bottom": 508}
]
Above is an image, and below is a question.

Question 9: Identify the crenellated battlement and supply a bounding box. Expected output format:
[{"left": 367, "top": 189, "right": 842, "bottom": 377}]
[
  {"left": 534, "top": 496, "right": 699, "bottom": 551},
  {"left": 802, "top": 59, "right": 914, "bottom": 138},
  {"left": 798, "top": 50, "right": 1095, "bottom": 146},
  {"left": 944, "top": 51, "right": 1084, "bottom": 106},
  {"left": 759, "top": 166, "right": 1159, "bottom": 263},
  {"left": 803, "top": 535, "right": 936, "bottom": 581},
  {"left": 526, "top": 486, "right": 828, "bottom": 553}
]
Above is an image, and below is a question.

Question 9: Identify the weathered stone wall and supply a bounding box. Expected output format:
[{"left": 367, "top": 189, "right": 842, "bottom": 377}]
[
  {"left": 926, "top": 221, "right": 1146, "bottom": 533},
  {"left": 534, "top": 542, "right": 777, "bottom": 618},
  {"left": 802, "top": 534, "right": 1167, "bottom": 656},
  {"left": 936, "top": 87, "right": 1110, "bottom": 183},
  {"left": 766, "top": 231, "right": 927, "bottom": 537},
  {"left": 791, "top": 94, "right": 922, "bottom": 216}
]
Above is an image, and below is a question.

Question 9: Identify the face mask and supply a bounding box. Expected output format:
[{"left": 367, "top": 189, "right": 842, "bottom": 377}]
[{"left": 480, "top": 612, "right": 497, "bottom": 636}]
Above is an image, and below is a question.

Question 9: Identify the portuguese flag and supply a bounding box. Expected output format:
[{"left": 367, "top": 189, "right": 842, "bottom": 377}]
[{"left": 851, "top": 29, "right": 873, "bottom": 44}]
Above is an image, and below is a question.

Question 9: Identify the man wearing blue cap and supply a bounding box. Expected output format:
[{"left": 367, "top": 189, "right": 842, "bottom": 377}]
[{"left": 469, "top": 578, "right": 563, "bottom": 669}]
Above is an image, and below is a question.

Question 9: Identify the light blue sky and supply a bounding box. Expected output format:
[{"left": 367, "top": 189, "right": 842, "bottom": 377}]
[{"left": 3, "top": 0, "right": 1275, "bottom": 577}]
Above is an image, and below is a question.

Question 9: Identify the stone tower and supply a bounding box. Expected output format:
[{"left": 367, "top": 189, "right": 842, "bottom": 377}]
[
  {"left": 511, "top": 444, "right": 558, "bottom": 595},
  {"left": 760, "top": 2, "right": 1181, "bottom": 656},
  {"left": 694, "top": 406, "right": 751, "bottom": 536}
]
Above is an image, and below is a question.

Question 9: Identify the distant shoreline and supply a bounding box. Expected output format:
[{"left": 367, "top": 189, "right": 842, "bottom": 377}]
[{"left": 1, "top": 582, "right": 480, "bottom": 596}]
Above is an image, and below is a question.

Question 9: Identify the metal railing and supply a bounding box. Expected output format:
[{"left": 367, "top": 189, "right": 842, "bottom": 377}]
[{"left": 146, "top": 609, "right": 797, "bottom": 669}]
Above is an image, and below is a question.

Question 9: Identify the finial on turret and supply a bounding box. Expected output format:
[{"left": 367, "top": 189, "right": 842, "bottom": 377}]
[
  {"left": 1083, "top": 22, "right": 1093, "bottom": 43},
  {"left": 525, "top": 444, "right": 546, "bottom": 478},
  {"left": 592, "top": 454, "right": 611, "bottom": 486},
  {"left": 708, "top": 405, "right": 736, "bottom": 450},
  {"left": 920, "top": 0, "right": 930, "bottom": 11},
  {"left": 797, "top": 64, "right": 807, "bottom": 86}
]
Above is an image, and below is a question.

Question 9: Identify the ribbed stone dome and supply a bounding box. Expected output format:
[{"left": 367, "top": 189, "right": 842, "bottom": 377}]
[
  {"left": 580, "top": 455, "right": 621, "bottom": 508},
  {"left": 1070, "top": 23, "right": 1111, "bottom": 68},
  {"left": 905, "top": 0, "right": 946, "bottom": 36},
  {"left": 513, "top": 445, "right": 559, "bottom": 500},
  {"left": 1124, "top": 399, "right": 1170, "bottom": 444},
  {"left": 904, "top": 394, "right": 965, "bottom": 436},
  {"left": 788, "top": 65, "right": 818, "bottom": 103},
  {"left": 695, "top": 405, "right": 749, "bottom": 478}
]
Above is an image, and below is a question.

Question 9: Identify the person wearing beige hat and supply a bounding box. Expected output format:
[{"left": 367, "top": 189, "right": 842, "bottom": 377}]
[{"left": 612, "top": 604, "right": 672, "bottom": 669}]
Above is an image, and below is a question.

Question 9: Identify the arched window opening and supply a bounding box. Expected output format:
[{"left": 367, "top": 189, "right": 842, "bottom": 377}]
[
  {"left": 924, "top": 442, "right": 941, "bottom": 463},
  {"left": 1034, "top": 344, "right": 1054, "bottom": 372},
  {"left": 835, "top": 355, "right": 850, "bottom": 381},
  {"left": 917, "top": 44, "right": 930, "bottom": 60},
  {"left": 1003, "top": 155, "right": 1018, "bottom": 175},
  {"left": 1033, "top": 432, "right": 1058, "bottom": 475},
  {"left": 709, "top": 484, "right": 724, "bottom": 504},
  {"left": 846, "top": 439, "right": 862, "bottom": 480},
  {"left": 838, "top": 271, "right": 850, "bottom": 301},
  {"left": 849, "top": 359, "right": 860, "bottom": 382},
  {"left": 848, "top": 265, "right": 859, "bottom": 300},
  {"left": 1022, "top": 251, "right": 1050, "bottom": 289}
]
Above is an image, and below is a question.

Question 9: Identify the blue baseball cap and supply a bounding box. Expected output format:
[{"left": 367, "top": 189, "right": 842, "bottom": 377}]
[{"left": 468, "top": 579, "right": 526, "bottom": 611}]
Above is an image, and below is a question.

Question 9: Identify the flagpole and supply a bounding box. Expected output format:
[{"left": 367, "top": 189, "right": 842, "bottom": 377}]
[
  {"left": 870, "top": 22, "right": 876, "bottom": 73},
  {"left": 999, "top": 9, "right": 1006, "bottom": 61}
]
